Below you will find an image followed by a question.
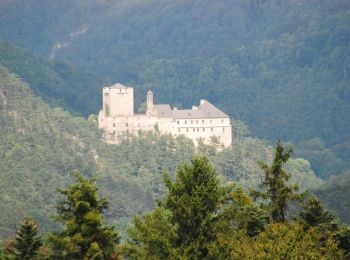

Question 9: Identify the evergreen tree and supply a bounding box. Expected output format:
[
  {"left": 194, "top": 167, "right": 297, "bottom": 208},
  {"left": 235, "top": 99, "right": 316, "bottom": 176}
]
[
  {"left": 162, "top": 156, "right": 226, "bottom": 258},
  {"left": 119, "top": 156, "right": 234, "bottom": 259},
  {"left": 253, "top": 141, "right": 303, "bottom": 222},
  {"left": 12, "top": 216, "right": 42, "bottom": 260},
  {"left": 299, "top": 195, "right": 350, "bottom": 256},
  {"left": 49, "top": 171, "right": 120, "bottom": 259},
  {"left": 298, "top": 195, "right": 337, "bottom": 230}
]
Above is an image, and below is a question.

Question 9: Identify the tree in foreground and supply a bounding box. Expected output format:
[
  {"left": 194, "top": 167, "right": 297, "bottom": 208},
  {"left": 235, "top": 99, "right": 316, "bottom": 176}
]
[
  {"left": 11, "top": 216, "right": 42, "bottom": 259},
  {"left": 49, "top": 171, "right": 120, "bottom": 259},
  {"left": 162, "top": 156, "right": 226, "bottom": 258},
  {"left": 298, "top": 195, "right": 337, "bottom": 230},
  {"left": 118, "top": 153, "right": 347, "bottom": 259},
  {"left": 298, "top": 195, "right": 350, "bottom": 256},
  {"left": 119, "top": 156, "right": 266, "bottom": 259},
  {"left": 253, "top": 141, "right": 303, "bottom": 222},
  {"left": 212, "top": 222, "right": 344, "bottom": 259}
]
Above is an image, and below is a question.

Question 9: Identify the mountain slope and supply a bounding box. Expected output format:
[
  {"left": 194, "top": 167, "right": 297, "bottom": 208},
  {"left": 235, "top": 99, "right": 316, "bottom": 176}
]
[
  {"left": 0, "top": 64, "right": 326, "bottom": 238},
  {"left": 0, "top": 39, "right": 104, "bottom": 116},
  {"left": 0, "top": 65, "right": 153, "bottom": 239},
  {"left": 0, "top": 0, "right": 349, "bottom": 151},
  {"left": 316, "top": 171, "right": 350, "bottom": 223}
]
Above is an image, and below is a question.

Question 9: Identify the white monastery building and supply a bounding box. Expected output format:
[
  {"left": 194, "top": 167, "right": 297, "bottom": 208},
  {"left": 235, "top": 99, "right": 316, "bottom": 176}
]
[{"left": 98, "top": 83, "right": 232, "bottom": 147}]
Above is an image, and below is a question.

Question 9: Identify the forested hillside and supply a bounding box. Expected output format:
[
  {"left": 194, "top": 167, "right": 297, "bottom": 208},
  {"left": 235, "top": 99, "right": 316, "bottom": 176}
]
[
  {"left": 0, "top": 66, "right": 153, "bottom": 239},
  {"left": 0, "top": 0, "right": 349, "bottom": 181},
  {"left": 0, "top": 64, "right": 327, "bottom": 239},
  {"left": 317, "top": 171, "right": 350, "bottom": 221},
  {"left": 0, "top": 39, "right": 103, "bottom": 115}
]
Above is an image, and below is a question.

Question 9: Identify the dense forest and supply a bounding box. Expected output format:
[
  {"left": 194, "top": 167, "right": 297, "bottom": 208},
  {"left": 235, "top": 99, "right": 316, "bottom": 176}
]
[
  {"left": 1, "top": 150, "right": 349, "bottom": 258},
  {"left": 0, "top": 0, "right": 349, "bottom": 144},
  {"left": 0, "top": 0, "right": 349, "bottom": 181},
  {"left": 0, "top": 65, "right": 330, "bottom": 240},
  {"left": 0, "top": 0, "right": 349, "bottom": 258}
]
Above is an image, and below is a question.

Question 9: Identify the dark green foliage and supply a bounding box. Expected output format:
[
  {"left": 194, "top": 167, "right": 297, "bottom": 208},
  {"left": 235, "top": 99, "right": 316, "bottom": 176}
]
[
  {"left": 120, "top": 154, "right": 348, "bottom": 259},
  {"left": 295, "top": 138, "right": 349, "bottom": 179},
  {"left": 298, "top": 195, "right": 350, "bottom": 256},
  {"left": 1, "top": 0, "right": 350, "bottom": 159},
  {"left": 298, "top": 195, "right": 337, "bottom": 231},
  {"left": 49, "top": 172, "right": 120, "bottom": 259},
  {"left": 163, "top": 156, "right": 225, "bottom": 258},
  {"left": 118, "top": 208, "right": 178, "bottom": 259},
  {"left": 120, "top": 156, "right": 268, "bottom": 259},
  {"left": 0, "top": 66, "right": 154, "bottom": 239},
  {"left": 0, "top": 62, "right": 343, "bottom": 240},
  {"left": 0, "top": 244, "right": 3, "bottom": 260},
  {"left": 12, "top": 216, "right": 42, "bottom": 260},
  {"left": 0, "top": 39, "right": 104, "bottom": 115},
  {"left": 317, "top": 171, "right": 350, "bottom": 223},
  {"left": 253, "top": 141, "right": 303, "bottom": 222}
]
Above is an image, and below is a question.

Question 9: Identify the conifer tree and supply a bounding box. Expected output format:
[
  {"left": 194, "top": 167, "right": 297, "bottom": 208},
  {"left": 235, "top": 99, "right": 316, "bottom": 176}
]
[
  {"left": 12, "top": 216, "right": 42, "bottom": 260},
  {"left": 49, "top": 171, "right": 120, "bottom": 259},
  {"left": 253, "top": 141, "right": 303, "bottom": 222},
  {"left": 162, "top": 156, "right": 226, "bottom": 258},
  {"left": 299, "top": 195, "right": 337, "bottom": 230}
]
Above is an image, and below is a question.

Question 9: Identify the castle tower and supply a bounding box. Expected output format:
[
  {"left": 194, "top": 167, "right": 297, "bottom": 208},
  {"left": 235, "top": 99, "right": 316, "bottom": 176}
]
[
  {"left": 146, "top": 90, "right": 153, "bottom": 116},
  {"left": 102, "top": 83, "right": 134, "bottom": 117}
]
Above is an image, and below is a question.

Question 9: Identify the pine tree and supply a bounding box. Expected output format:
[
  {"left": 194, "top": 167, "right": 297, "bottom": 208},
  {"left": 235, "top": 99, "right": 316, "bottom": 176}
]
[
  {"left": 13, "top": 216, "right": 42, "bottom": 260},
  {"left": 49, "top": 171, "right": 120, "bottom": 259},
  {"left": 253, "top": 141, "right": 303, "bottom": 222}
]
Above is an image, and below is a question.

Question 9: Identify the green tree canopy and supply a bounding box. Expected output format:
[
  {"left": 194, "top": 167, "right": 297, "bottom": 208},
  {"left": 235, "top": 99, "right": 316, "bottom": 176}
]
[
  {"left": 10, "top": 216, "right": 42, "bottom": 260},
  {"left": 253, "top": 141, "right": 303, "bottom": 222},
  {"left": 49, "top": 171, "right": 120, "bottom": 259}
]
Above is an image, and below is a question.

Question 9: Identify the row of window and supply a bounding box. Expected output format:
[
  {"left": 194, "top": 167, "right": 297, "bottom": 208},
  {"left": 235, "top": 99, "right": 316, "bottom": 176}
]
[
  {"left": 178, "top": 127, "right": 226, "bottom": 133},
  {"left": 177, "top": 119, "right": 225, "bottom": 125}
]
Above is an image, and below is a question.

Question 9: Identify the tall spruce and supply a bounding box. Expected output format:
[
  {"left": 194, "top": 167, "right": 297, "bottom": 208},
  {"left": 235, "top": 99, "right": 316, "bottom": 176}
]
[
  {"left": 12, "top": 216, "right": 42, "bottom": 260},
  {"left": 49, "top": 171, "right": 120, "bottom": 259},
  {"left": 253, "top": 141, "right": 303, "bottom": 222}
]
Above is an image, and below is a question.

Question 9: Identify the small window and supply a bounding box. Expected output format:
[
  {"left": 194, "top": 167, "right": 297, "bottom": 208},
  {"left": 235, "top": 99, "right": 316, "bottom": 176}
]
[
  {"left": 185, "top": 120, "right": 187, "bottom": 124},
  {"left": 203, "top": 128, "right": 205, "bottom": 132},
  {"left": 186, "top": 128, "right": 189, "bottom": 132},
  {"left": 126, "top": 123, "right": 128, "bottom": 127},
  {"left": 193, "top": 128, "right": 195, "bottom": 132},
  {"left": 191, "top": 120, "right": 193, "bottom": 124},
  {"left": 202, "top": 120, "right": 204, "bottom": 124},
  {"left": 113, "top": 123, "right": 116, "bottom": 127},
  {"left": 177, "top": 121, "right": 180, "bottom": 124},
  {"left": 223, "top": 127, "right": 225, "bottom": 132},
  {"left": 196, "top": 120, "right": 198, "bottom": 124},
  {"left": 211, "top": 128, "right": 213, "bottom": 132},
  {"left": 197, "top": 128, "right": 199, "bottom": 132}
]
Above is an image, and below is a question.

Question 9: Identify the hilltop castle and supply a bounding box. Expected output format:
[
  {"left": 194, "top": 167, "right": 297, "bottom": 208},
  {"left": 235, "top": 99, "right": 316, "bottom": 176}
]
[{"left": 98, "top": 83, "right": 232, "bottom": 147}]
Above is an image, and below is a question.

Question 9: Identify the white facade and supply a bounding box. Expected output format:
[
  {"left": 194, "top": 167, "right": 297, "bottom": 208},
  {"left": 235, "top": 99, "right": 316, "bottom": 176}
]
[{"left": 98, "top": 83, "right": 232, "bottom": 147}]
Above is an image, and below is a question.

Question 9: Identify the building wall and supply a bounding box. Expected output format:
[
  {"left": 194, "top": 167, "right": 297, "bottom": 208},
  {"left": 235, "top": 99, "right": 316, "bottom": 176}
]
[{"left": 170, "top": 117, "right": 232, "bottom": 147}]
